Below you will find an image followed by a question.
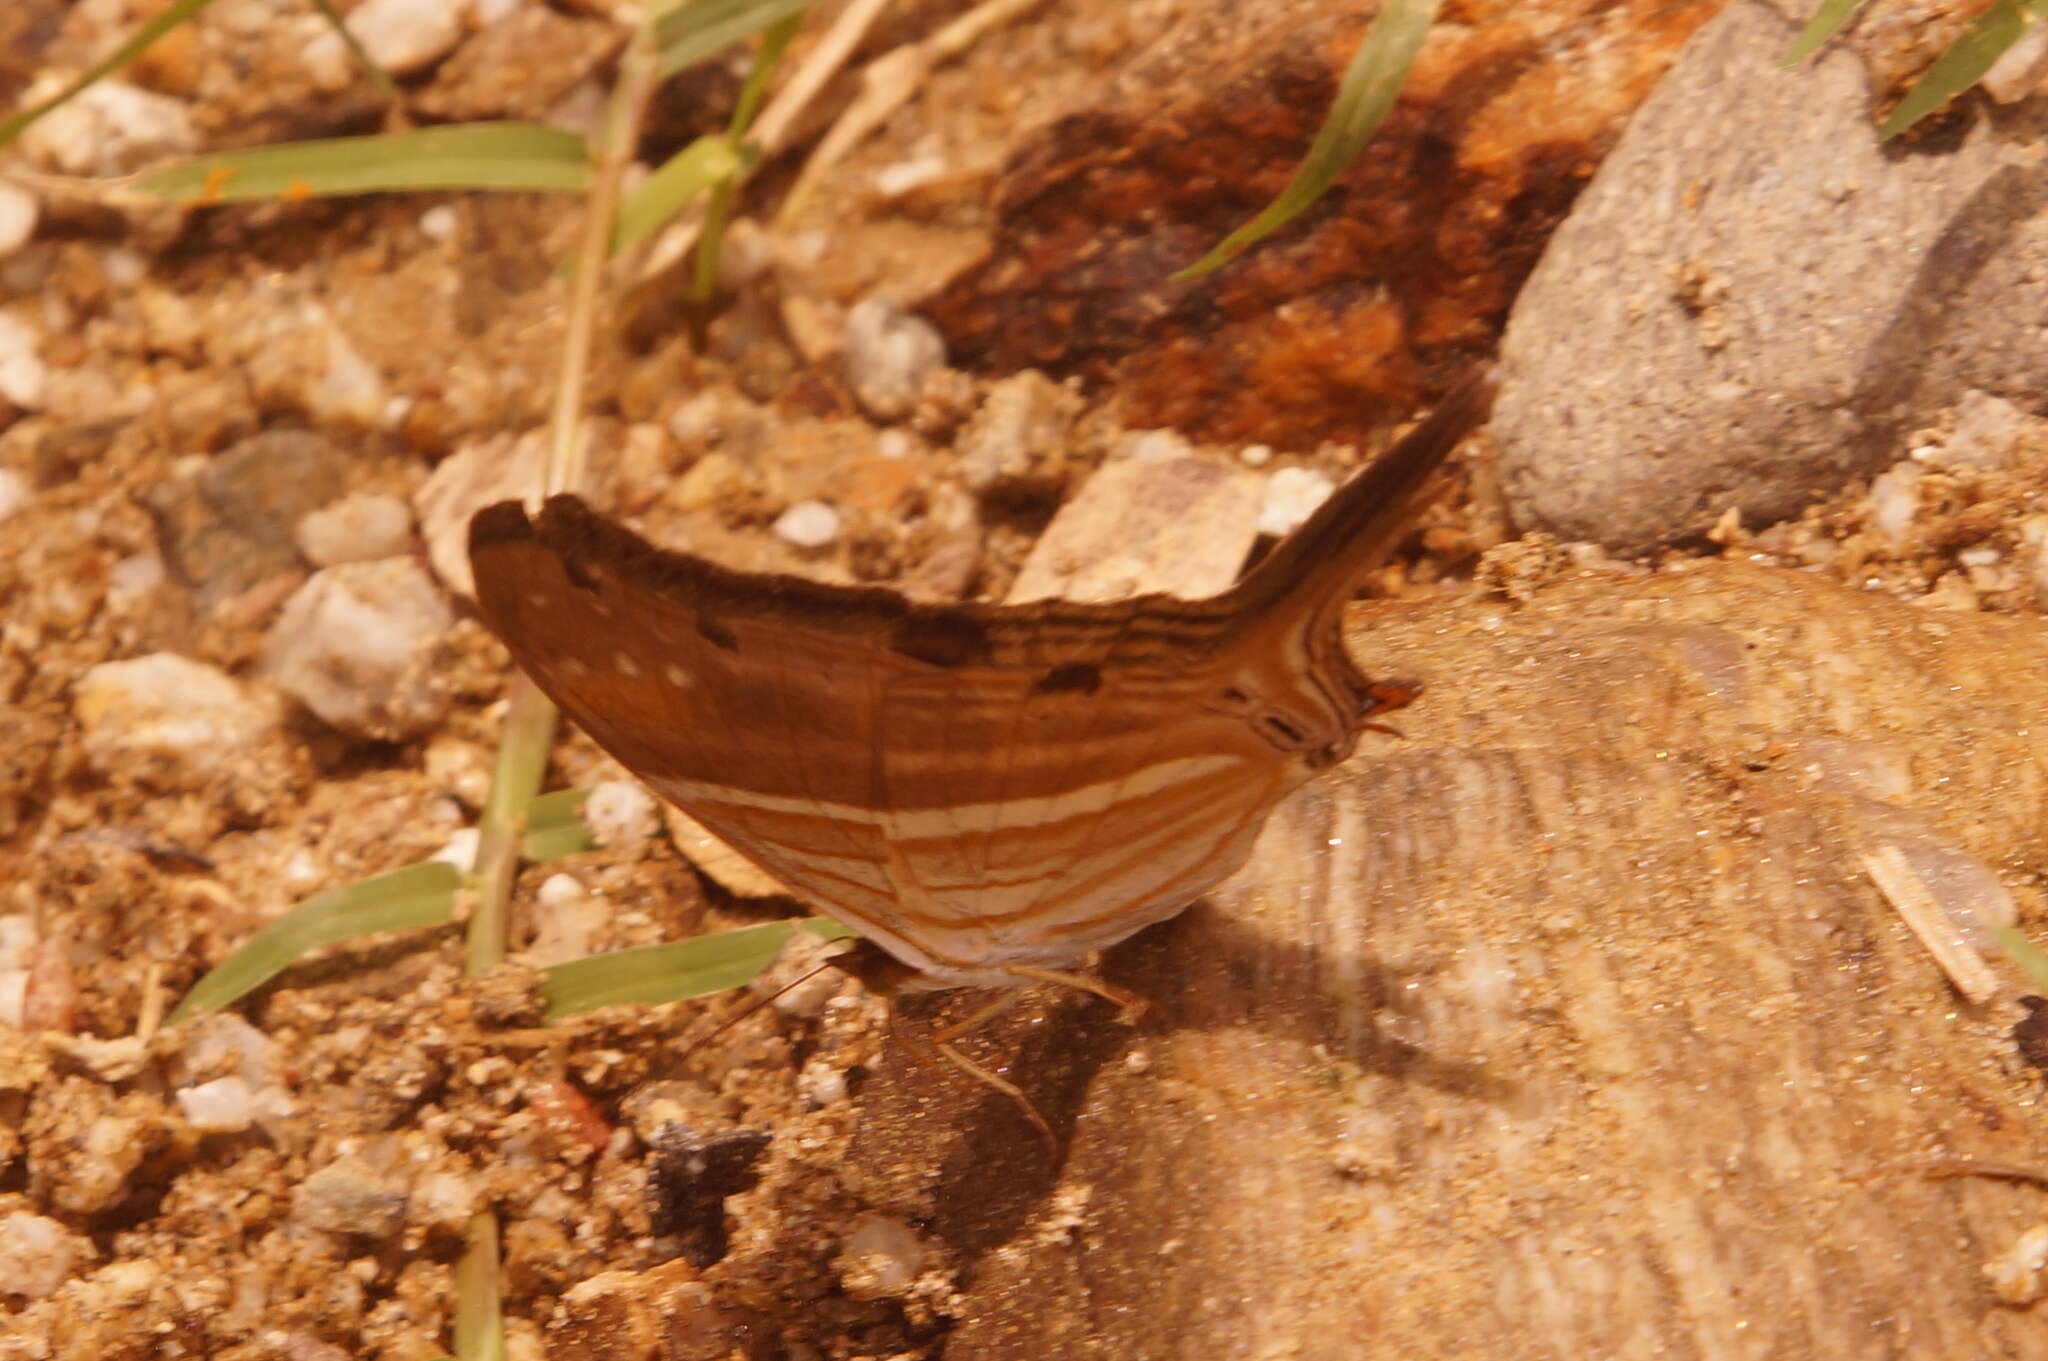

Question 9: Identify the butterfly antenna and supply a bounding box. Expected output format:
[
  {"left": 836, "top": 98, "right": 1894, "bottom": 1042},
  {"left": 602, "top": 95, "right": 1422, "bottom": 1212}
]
[{"left": 676, "top": 960, "right": 838, "bottom": 1062}]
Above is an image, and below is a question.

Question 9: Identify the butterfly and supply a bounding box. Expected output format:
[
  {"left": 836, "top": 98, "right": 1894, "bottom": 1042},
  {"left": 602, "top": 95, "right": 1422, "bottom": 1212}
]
[{"left": 469, "top": 373, "right": 1493, "bottom": 996}]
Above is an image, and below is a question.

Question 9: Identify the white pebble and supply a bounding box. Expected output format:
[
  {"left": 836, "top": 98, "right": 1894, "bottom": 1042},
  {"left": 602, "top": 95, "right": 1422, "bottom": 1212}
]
[
  {"left": 0, "top": 1213, "right": 90, "bottom": 1300},
  {"left": 17, "top": 79, "right": 196, "bottom": 176},
  {"left": 1258, "top": 466, "right": 1337, "bottom": 537},
  {"left": 0, "top": 468, "right": 30, "bottom": 523},
  {"left": 176, "top": 1076, "right": 259, "bottom": 1132},
  {"left": 1869, "top": 462, "right": 1923, "bottom": 548},
  {"left": 341, "top": 0, "right": 464, "bottom": 74},
  {"left": 842, "top": 297, "right": 946, "bottom": 420},
  {"left": 536, "top": 873, "right": 586, "bottom": 908},
  {"left": 260, "top": 558, "right": 453, "bottom": 739},
  {"left": 838, "top": 1215, "right": 929, "bottom": 1300},
  {"left": 419, "top": 205, "right": 459, "bottom": 241},
  {"left": 0, "top": 309, "right": 47, "bottom": 410},
  {"left": 295, "top": 492, "right": 415, "bottom": 567},
  {"left": 0, "top": 183, "right": 37, "bottom": 259},
  {"left": 433, "top": 828, "right": 480, "bottom": 869},
  {"left": 775, "top": 500, "right": 842, "bottom": 550},
  {"left": 583, "top": 780, "right": 659, "bottom": 847},
  {"left": 797, "top": 1056, "right": 848, "bottom": 1109}
]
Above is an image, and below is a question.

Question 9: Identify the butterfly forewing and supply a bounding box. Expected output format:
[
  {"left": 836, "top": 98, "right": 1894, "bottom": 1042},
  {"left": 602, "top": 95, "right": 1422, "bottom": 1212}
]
[{"left": 470, "top": 500, "right": 1308, "bottom": 980}]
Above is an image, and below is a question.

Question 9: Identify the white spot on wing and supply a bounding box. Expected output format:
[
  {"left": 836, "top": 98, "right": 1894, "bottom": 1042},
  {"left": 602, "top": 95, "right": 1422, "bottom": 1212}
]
[{"left": 616, "top": 653, "right": 640, "bottom": 678}]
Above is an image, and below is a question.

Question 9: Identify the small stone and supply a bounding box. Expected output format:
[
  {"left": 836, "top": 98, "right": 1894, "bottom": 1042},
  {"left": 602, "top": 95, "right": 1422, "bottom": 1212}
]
[
  {"left": 175, "top": 1076, "right": 259, "bottom": 1133},
  {"left": 295, "top": 492, "right": 415, "bottom": 567},
  {"left": 0, "top": 468, "right": 30, "bottom": 523},
  {"left": 146, "top": 429, "right": 352, "bottom": 610},
  {"left": 1987, "top": 1223, "right": 2048, "bottom": 1305},
  {"left": 18, "top": 79, "right": 196, "bottom": 175},
  {"left": 842, "top": 297, "right": 947, "bottom": 420},
  {"left": 419, "top": 204, "right": 459, "bottom": 241},
  {"left": 338, "top": 0, "right": 464, "bottom": 75},
  {"left": 1868, "top": 462, "right": 1922, "bottom": 548},
  {"left": 1935, "top": 389, "right": 2027, "bottom": 469},
  {"left": 837, "top": 1215, "right": 928, "bottom": 1300},
  {"left": 433, "top": 828, "right": 481, "bottom": 870},
  {"left": 293, "top": 1155, "right": 410, "bottom": 1239},
  {"left": 73, "top": 653, "right": 279, "bottom": 791},
  {"left": 0, "top": 309, "right": 46, "bottom": 410},
  {"left": 260, "top": 558, "right": 454, "bottom": 740},
  {"left": 1009, "top": 457, "right": 1264, "bottom": 604},
  {"left": 0, "top": 183, "right": 37, "bottom": 259},
  {"left": 584, "top": 780, "right": 659, "bottom": 847},
  {"left": 527, "top": 874, "right": 604, "bottom": 967},
  {"left": 0, "top": 1212, "right": 92, "bottom": 1300},
  {"left": 956, "top": 370, "right": 1083, "bottom": 498},
  {"left": 1258, "top": 466, "right": 1337, "bottom": 537},
  {"left": 796, "top": 1056, "right": 848, "bottom": 1109},
  {"left": 665, "top": 451, "right": 746, "bottom": 514},
  {"left": 774, "top": 500, "right": 841, "bottom": 550}
]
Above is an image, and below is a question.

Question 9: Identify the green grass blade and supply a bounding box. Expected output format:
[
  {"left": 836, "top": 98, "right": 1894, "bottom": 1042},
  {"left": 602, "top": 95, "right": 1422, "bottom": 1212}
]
[
  {"left": 1879, "top": 0, "right": 2048, "bottom": 138},
  {"left": 654, "top": 0, "right": 816, "bottom": 77},
  {"left": 1992, "top": 924, "right": 2048, "bottom": 993},
  {"left": 0, "top": 0, "right": 217, "bottom": 149},
  {"left": 541, "top": 917, "right": 857, "bottom": 1020},
  {"left": 613, "top": 133, "right": 747, "bottom": 252},
  {"left": 133, "top": 123, "right": 592, "bottom": 204},
  {"left": 1783, "top": 0, "right": 1873, "bottom": 64},
  {"left": 1175, "top": 0, "right": 1441, "bottom": 279},
  {"left": 167, "top": 861, "right": 461, "bottom": 1023},
  {"left": 523, "top": 787, "right": 596, "bottom": 862}
]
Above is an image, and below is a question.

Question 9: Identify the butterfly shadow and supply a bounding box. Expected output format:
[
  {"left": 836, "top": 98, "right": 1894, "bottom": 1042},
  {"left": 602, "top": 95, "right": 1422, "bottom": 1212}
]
[{"left": 841, "top": 896, "right": 1518, "bottom": 1269}]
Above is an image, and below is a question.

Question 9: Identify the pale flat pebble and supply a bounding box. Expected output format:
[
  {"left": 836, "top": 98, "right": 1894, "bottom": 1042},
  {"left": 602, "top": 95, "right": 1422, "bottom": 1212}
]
[
  {"left": 296, "top": 492, "right": 415, "bottom": 567},
  {"left": 73, "top": 654, "right": 278, "bottom": 790},
  {"left": 774, "top": 499, "right": 841, "bottom": 550},
  {"left": 842, "top": 297, "right": 946, "bottom": 420},
  {"left": 1258, "top": 465, "right": 1336, "bottom": 537}
]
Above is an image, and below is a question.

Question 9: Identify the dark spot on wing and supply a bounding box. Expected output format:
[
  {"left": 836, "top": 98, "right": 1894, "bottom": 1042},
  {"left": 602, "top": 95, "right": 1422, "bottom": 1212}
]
[
  {"left": 1031, "top": 662, "right": 1102, "bottom": 696},
  {"left": 890, "top": 610, "right": 990, "bottom": 668},
  {"left": 561, "top": 554, "right": 599, "bottom": 592},
  {"left": 697, "top": 614, "right": 739, "bottom": 652}
]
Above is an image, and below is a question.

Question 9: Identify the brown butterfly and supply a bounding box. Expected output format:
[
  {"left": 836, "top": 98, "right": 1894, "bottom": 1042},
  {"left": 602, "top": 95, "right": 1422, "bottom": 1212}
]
[{"left": 470, "top": 373, "right": 1493, "bottom": 996}]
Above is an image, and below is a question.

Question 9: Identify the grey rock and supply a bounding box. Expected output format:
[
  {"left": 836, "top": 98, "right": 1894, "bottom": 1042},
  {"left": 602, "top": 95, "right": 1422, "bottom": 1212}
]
[
  {"left": 1495, "top": 0, "right": 2048, "bottom": 553},
  {"left": 956, "top": 370, "right": 1082, "bottom": 497},
  {"left": 146, "top": 430, "right": 350, "bottom": 609},
  {"left": 292, "top": 1155, "right": 408, "bottom": 1239}
]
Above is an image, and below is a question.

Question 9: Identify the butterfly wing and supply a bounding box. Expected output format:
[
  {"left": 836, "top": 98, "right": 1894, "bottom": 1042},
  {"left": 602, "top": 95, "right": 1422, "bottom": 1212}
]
[{"left": 470, "top": 499, "right": 1303, "bottom": 980}]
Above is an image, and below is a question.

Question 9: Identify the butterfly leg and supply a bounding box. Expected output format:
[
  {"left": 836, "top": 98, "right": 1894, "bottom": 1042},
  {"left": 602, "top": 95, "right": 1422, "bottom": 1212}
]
[
  {"left": 999, "top": 965, "right": 1149, "bottom": 1025},
  {"left": 934, "top": 1038, "right": 1058, "bottom": 1160}
]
